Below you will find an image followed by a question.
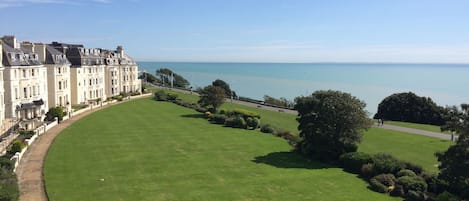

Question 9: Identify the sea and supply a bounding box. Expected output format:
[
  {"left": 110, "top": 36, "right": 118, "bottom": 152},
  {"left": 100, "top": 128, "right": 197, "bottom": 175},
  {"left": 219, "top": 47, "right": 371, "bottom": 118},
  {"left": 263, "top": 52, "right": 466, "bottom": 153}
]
[{"left": 138, "top": 62, "right": 469, "bottom": 116}]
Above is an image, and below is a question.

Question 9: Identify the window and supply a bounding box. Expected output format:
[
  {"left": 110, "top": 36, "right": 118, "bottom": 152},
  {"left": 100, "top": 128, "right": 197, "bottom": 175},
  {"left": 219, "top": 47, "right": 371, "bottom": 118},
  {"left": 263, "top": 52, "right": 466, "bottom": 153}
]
[
  {"left": 89, "top": 79, "right": 92, "bottom": 86},
  {"left": 23, "top": 69, "right": 26, "bottom": 78},
  {"left": 29, "top": 87, "right": 32, "bottom": 97},
  {"left": 89, "top": 68, "right": 91, "bottom": 74},
  {"left": 59, "top": 81, "right": 62, "bottom": 90},
  {"left": 33, "top": 86, "right": 36, "bottom": 96},
  {"left": 58, "top": 67, "right": 61, "bottom": 74},
  {"left": 15, "top": 88, "right": 18, "bottom": 99},
  {"left": 23, "top": 87, "right": 27, "bottom": 98},
  {"left": 31, "top": 69, "right": 35, "bottom": 76},
  {"left": 59, "top": 96, "right": 63, "bottom": 106}
]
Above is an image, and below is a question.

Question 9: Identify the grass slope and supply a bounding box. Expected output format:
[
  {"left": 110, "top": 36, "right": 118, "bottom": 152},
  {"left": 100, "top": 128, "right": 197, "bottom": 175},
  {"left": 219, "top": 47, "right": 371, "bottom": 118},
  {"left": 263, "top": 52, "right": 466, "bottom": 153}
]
[
  {"left": 151, "top": 89, "right": 451, "bottom": 172},
  {"left": 44, "top": 98, "right": 397, "bottom": 201},
  {"left": 359, "top": 127, "right": 452, "bottom": 172}
]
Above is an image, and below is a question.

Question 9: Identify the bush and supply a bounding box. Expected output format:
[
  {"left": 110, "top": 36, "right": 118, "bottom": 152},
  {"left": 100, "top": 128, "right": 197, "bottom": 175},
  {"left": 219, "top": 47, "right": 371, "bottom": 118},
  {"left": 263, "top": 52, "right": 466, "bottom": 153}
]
[
  {"left": 167, "top": 93, "right": 178, "bottom": 101},
  {"left": 154, "top": 90, "right": 168, "bottom": 101},
  {"left": 405, "top": 190, "right": 425, "bottom": 201},
  {"left": 435, "top": 191, "right": 460, "bottom": 201},
  {"left": 370, "top": 177, "right": 389, "bottom": 193},
  {"left": 260, "top": 124, "right": 276, "bottom": 134},
  {"left": 397, "top": 169, "right": 417, "bottom": 178},
  {"left": 246, "top": 117, "right": 260, "bottom": 129},
  {"left": 204, "top": 111, "right": 212, "bottom": 119},
  {"left": 422, "top": 172, "right": 446, "bottom": 194},
  {"left": 339, "top": 152, "right": 373, "bottom": 174},
  {"left": 373, "top": 174, "right": 397, "bottom": 187},
  {"left": 210, "top": 114, "right": 226, "bottom": 124},
  {"left": 390, "top": 184, "right": 405, "bottom": 197},
  {"left": 372, "top": 153, "right": 406, "bottom": 175},
  {"left": 232, "top": 109, "right": 260, "bottom": 119},
  {"left": 195, "top": 107, "right": 208, "bottom": 113},
  {"left": 7, "top": 140, "right": 25, "bottom": 155},
  {"left": 403, "top": 162, "right": 423, "bottom": 175},
  {"left": 19, "top": 130, "right": 35, "bottom": 139},
  {"left": 0, "top": 168, "right": 19, "bottom": 201},
  {"left": 224, "top": 116, "right": 247, "bottom": 129},
  {"left": 0, "top": 157, "right": 14, "bottom": 171},
  {"left": 274, "top": 130, "right": 300, "bottom": 146},
  {"left": 397, "top": 176, "right": 428, "bottom": 193},
  {"left": 45, "top": 107, "right": 65, "bottom": 122},
  {"left": 360, "top": 163, "right": 374, "bottom": 179}
]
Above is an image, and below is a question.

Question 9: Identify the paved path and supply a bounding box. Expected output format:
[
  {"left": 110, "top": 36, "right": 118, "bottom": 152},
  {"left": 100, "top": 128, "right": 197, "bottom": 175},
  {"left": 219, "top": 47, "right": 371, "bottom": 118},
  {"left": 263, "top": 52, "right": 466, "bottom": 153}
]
[
  {"left": 16, "top": 94, "right": 151, "bottom": 201},
  {"left": 373, "top": 123, "right": 456, "bottom": 141}
]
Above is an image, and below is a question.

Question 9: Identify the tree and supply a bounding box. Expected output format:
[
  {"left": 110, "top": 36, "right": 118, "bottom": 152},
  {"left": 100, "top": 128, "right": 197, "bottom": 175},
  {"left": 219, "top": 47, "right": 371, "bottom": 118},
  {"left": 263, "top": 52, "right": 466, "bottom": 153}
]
[
  {"left": 45, "top": 107, "right": 64, "bottom": 122},
  {"left": 263, "top": 95, "right": 294, "bottom": 108},
  {"left": 198, "top": 85, "right": 226, "bottom": 112},
  {"left": 374, "top": 92, "right": 445, "bottom": 125},
  {"left": 212, "top": 79, "right": 236, "bottom": 98},
  {"left": 436, "top": 104, "right": 469, "bottom": 198},
  {"left": 138, "top": 72, "right": 160, "bottom": 85},
  {"left": 295, "top": 90, "right": 371, "bottom": 161},
  {"left": 155, "top": 68, "right": 190, "bottom": 88}
]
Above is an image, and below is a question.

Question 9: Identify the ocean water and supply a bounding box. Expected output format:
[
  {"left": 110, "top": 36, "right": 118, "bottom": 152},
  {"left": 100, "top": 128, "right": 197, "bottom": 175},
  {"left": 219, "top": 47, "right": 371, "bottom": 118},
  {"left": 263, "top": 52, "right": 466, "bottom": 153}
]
[{"left": 138, "top": 62, "right": 469, "bottom": 116}]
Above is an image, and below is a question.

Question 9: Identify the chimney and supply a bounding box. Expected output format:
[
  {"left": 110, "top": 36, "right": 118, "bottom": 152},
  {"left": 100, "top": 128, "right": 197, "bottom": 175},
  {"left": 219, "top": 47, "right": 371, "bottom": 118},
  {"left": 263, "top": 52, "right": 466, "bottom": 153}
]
[
  {"left": 34, "top": 43, "right": 47, "bottom": 63},
  {"left": 2, "top": 35, "right": 18, "bottom": 48},
  {"left": 21, "top": 41, "right": 35, "bottom": 53},
  {"left": 117, "top": 46, "right": 124, "bottom": 55}
]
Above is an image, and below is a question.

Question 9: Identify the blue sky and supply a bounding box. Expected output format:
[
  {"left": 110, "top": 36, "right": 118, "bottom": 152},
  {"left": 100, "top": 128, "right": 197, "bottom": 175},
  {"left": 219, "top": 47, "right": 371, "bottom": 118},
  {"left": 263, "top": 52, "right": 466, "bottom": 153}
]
[{"left": 1, "top": 0, "right": 468, "bottom": 63}]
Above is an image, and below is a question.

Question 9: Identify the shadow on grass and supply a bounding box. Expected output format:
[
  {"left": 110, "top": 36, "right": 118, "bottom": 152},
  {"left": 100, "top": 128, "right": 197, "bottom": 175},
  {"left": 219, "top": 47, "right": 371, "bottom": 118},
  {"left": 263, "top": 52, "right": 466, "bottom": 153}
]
[
  {"left": 252, "top": 151, "right": 335, "bottom": 169},
  {"left": 180, "top": 113, "right": 206, "bottom": 119}
]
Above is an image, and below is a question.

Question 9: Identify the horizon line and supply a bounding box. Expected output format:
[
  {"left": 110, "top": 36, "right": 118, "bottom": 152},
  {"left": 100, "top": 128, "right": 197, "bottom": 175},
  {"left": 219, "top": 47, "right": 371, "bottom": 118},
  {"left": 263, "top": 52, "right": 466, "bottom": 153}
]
[{"left": 136, "top": 60, "right": 469, "bottom": 65}]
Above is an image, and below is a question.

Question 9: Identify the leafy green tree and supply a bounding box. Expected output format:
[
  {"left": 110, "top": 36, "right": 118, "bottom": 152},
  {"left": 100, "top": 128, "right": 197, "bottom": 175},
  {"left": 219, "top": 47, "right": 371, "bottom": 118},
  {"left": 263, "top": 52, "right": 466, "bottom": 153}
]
[
  {"left": 437, "top": 104, "right": 469, "bottom": 198},
  {"left": 212, "top": 79, "right": 236, "bottom": 98},
  {"left": 198, "top": 85, "right": 226, "bottom": 112},
  {"left": 374, "top": 92, "right": 445, "bottom": 125},
  {"left": 45, "top": 107, "right": 64, "bottom": 122},
  {"left": 295, "top": 90, "right": 371, "bottom": 161},
  {"left": 139, "top": 72, "right": 160, "bottom": 84},
  {"left": 155, "top": 68, "right": 190, "bottom": 88}
]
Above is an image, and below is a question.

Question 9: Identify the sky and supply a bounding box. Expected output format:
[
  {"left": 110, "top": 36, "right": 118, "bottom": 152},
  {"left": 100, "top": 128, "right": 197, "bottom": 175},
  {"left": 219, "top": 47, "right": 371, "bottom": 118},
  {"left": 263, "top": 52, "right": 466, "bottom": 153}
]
[{"left": 1, "top": 0, "right": 468, "bottom": 63}]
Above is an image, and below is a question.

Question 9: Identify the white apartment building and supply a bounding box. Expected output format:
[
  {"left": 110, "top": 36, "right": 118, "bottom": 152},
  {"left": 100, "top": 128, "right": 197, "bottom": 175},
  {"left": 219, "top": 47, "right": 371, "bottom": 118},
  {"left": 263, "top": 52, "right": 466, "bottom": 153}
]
[
  {"left": 103, "top": 50, "right": 120, "bottom": 98},
  {"left": 34, "top": 44, "right": 72, "bottom": 113},
  {"left": 49, "top": 43, "right": 106, "bottom": 105},
  {"left": 116, "top": 46, "right": 140, "bottom": 94},
  {"left": 1, "top": 37, "right": 48, "bottom": 130},
  {"left": 0, "top": 41, "right": 5, "bottom": 130}
]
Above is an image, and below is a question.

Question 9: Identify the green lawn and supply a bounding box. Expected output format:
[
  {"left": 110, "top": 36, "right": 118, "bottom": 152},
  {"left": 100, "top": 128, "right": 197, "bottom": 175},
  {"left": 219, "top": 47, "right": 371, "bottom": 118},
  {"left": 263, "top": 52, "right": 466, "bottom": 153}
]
[
  {"left": 149, "top": 89, "right": 451, "bottom": 172},
  {"left": 384, "top": 120, "right": 450, "bottom": 134},
  {"left": 359, "top": 127, "right": 452, "bottom": 172},
  {"left": 44, "top": 98, "right": 398, "bottom": 201}
]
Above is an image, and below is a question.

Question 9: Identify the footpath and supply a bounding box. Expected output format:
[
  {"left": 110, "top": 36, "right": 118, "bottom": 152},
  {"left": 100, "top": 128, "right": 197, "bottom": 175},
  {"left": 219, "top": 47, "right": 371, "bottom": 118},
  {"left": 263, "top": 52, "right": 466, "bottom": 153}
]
[
  {"left": 16, "top": 94, "right": 151, "bottom": 201},
  {"left": 373, "top": 124, "right": 454, "bottom": 141}
]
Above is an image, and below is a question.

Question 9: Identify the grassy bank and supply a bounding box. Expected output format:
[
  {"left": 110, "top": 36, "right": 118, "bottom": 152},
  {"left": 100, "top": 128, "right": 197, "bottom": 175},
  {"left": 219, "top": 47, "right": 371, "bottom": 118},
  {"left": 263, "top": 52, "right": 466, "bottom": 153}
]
[{"left": 44, "top": 99, "right": 398, "bottom": 201}]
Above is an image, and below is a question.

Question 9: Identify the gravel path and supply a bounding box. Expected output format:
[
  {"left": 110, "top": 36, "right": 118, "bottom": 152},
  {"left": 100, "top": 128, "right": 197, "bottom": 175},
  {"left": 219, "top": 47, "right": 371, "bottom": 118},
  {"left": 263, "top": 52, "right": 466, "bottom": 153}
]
[{"left": 374, "top": 123, "right": 456, "bottom": 141}]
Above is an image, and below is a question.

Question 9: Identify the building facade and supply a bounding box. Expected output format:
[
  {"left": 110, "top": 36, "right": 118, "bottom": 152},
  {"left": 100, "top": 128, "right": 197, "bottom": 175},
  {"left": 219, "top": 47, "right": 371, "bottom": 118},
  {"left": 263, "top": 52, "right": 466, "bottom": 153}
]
[
  {"left": 1, "top": 36, "right": 48, "bottom": 130},
  {"left": 50, "top": 43, "right": 106, "bottom": 105},
  {"left": 0, "top": 41, "right": 4, "bottom": 130},
  {"left": 116, "top": 46, "right": 140, "bottom": 95},
  {"left": 34, "top": 44, "right": 72, "bottom": 113}
]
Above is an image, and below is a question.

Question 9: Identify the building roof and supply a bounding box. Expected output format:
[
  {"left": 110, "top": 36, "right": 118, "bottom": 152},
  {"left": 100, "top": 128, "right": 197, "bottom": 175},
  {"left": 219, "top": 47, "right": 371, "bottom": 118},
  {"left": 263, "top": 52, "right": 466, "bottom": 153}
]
[
  {"left": 1, "top": 41, "right": 36, "bottom": 66},
  {"left": 45, "top": 45, "right": 70, "bottom": 65}
]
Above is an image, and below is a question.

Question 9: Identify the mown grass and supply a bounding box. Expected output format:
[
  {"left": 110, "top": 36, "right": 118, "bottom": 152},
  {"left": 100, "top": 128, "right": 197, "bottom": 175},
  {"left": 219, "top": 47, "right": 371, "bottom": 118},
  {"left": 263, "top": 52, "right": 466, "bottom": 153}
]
[
  {"left": 44, "top": 98, "right": 399, "bottom": 201},
  {"left": 150, "top": 89, "right": 452, "bottom": 172}
]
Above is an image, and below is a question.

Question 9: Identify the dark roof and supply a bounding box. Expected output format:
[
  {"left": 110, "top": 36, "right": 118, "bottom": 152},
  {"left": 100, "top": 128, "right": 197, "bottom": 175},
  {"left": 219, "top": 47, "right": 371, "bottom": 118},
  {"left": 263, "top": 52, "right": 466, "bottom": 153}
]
[
  {"left": 45, "top": 45, "right": 70, "bottom": 65},
  {"left": 2, "top": 42, "right": 31, "bottom": 66}
]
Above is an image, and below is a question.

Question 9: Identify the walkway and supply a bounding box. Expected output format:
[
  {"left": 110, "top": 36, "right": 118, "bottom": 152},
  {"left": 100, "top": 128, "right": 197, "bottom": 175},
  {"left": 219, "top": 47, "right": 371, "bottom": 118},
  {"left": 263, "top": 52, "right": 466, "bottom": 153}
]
[
  {"left": 373, "top": 123, "right": 455, "bottom": 141},
  {"left": 16, "top": 94, "right": 151, "bottom": 201}
]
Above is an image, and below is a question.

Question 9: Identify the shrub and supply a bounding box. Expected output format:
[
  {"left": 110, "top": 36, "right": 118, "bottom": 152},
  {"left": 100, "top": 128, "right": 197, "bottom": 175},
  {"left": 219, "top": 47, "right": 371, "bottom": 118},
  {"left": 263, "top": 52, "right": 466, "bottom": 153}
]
[
  {"left": 19, "top": 130, "right": 35, "bottom": 139},
  {"left": 435, "top": 191, "right": 460, "bottom": 201},
  {"left": 405, "top": 190, "right": 425, "bottom": 201},
  {"left": 195, "top": 107, "right": 208, "bottom": 113},
  {"left": 210, "top": 114, "right": 226, "bottom": 124},
  {"left": 224, "top": 116, "right": 247, "bottom": 129},
  {"left": 0, "top": 168, "right": 19, "bottom": 201},
  {"left": 232, "top": 109, "right": 260, "bottom": 119},
  {"left": 403, "top": 161, "right": 423, "bottom": 175},
  {"left": 0, "top": 157, "right": 14, "bottom": 171},
  {"left": 370, "top": 177, "right": 389, "bottom": 193},
  {"left": 373, "top": 174, "right": 397, "bottom": 187},
  {"left": 167, "top": 93, "right": 178, "bottom": 101},
  {"left": 246, "top": 117, "right": 260, "bottom": 129},
  {"left": 45, "top": 107, "right": 65, "bottom": 122},
  {"left": 422, "top": 172, "right": 446, "bottom": 194},
  {"left": 372, "top": 153, "right": 406, "bottom": 175},
  {"left": 397, "top": 176, "right": 428, "bottom": 193},
  {"left": 260, "top": 124, "right": 276, "bottom": 134},
  {"left": 397, "top": 169, "right": 417, "bottom": 178},
  {"left": 274, "top": 130, "right": 300, "bottom": 146},
  {"left": 360, "top": 163, "right": 374, "bottom": 179},
  {"left": 204, "top": 111, "right": 212, "bottom": 118},
  {"left": 339, "top": 152, "right": 373, "bottom": 174},
  {"left": 7, "top": 140, "right": 25, "bottom": 155},
  {"left": 154, "top": 90, "right": 168, "bottom": 101},
  {"left": 390, "top": 184, "right": 405, "bottom": 197}
]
